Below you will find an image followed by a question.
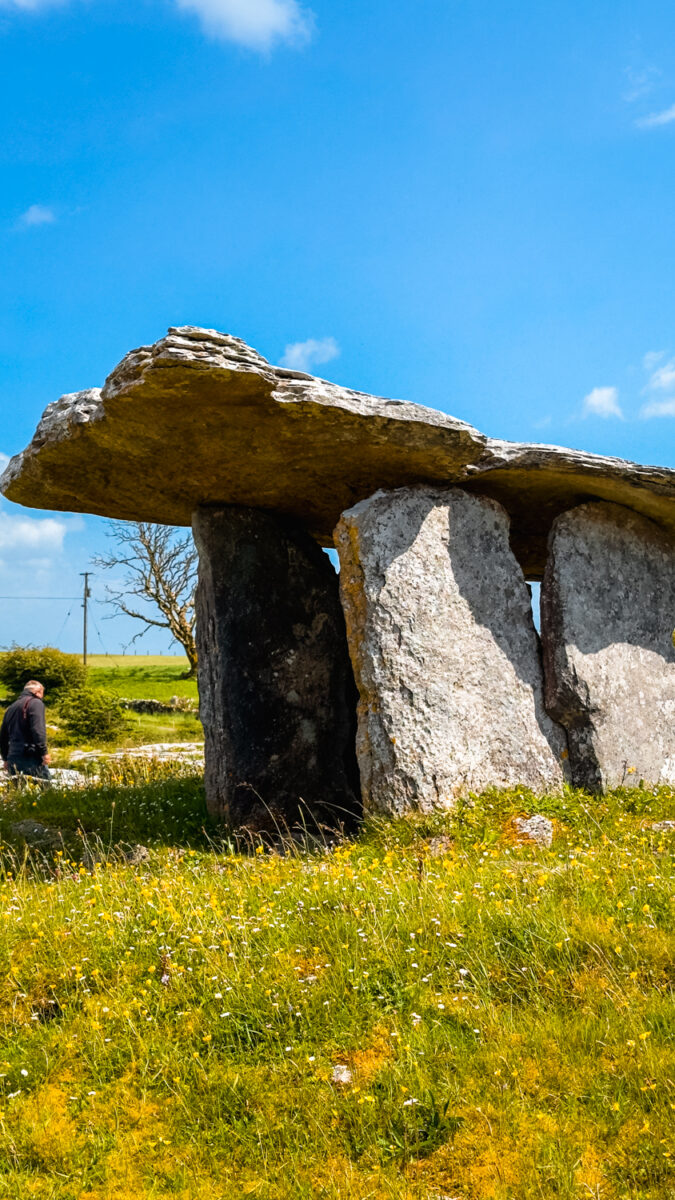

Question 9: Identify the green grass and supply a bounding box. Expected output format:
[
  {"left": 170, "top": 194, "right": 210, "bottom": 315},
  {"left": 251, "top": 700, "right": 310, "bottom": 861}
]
[
  {"left": 0, "top": 657, "right": 202, "bottom": 759},
  {"left": 0, "top": 776, "right": 672, "bottom": 1198},
  {"left": 85, "top": 655, "right": 198, "bottom": 702}
]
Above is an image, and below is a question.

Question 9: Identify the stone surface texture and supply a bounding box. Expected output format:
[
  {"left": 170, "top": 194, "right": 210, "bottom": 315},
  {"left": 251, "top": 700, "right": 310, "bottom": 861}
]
[
  {"left": 0, "top": 327, "right": 484, "bottom": 546},
  {"left": 513, "top": 815, "right": 554, "bottom": 848},
  {"left": 193, "top": 505, "right": 361, "bottom": 831},
  {"left": 335, "top": 487, "right": 568, "bottom": 813},
  {"left": 541, "top": 501, "right": 675, "bottom": 791},
  {"left": 3, "top": 326, "right": 675, "bottom": 575}
]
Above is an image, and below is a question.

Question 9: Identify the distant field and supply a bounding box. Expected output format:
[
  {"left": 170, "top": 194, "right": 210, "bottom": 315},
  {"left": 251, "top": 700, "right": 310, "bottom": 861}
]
[{"left": 86, "top": 654, "right": 198, "bottom": 701}]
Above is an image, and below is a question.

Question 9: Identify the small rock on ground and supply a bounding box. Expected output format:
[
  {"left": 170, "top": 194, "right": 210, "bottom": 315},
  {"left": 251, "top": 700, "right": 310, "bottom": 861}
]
[
  {"left": 10, "top": 820, "right": 62, "bottom": 849},
  {"left": 119, "top": 843, "right": 150, "bottom": 866},
  {"left": 513, "top": 814, "right": 554, "bottom": 848},
  {"left": 331, "top": 1064, "right": 353, "bottom": 1085}
]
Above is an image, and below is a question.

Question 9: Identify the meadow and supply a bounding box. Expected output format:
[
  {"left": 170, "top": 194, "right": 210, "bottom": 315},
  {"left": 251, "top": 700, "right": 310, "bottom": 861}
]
[
  {"left": 85, "top": 656, "right": 198, "bottom": 703},
  {"left": 0, "top": 657, "right": 202, "bottom": 758},
  {"left": 0, "top": 771, "right": 672, "bottom": 1199}
]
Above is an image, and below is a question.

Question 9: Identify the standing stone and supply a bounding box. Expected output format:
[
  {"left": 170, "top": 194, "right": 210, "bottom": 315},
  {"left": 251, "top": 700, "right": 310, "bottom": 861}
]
[
  {"left": 541, "top": 502, "right": 675, "bottom": 791},
  {"left": 335, "top": 487, "right": 567, "bottom": 813},
  {"left": 193, "top": 507, "right": 360, "bottom": 831}
]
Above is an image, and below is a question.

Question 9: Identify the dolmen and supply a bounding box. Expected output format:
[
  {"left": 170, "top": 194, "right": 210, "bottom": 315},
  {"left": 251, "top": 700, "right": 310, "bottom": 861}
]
[{"left": 3, "top": 326, "right": 675, "bottom": 828}]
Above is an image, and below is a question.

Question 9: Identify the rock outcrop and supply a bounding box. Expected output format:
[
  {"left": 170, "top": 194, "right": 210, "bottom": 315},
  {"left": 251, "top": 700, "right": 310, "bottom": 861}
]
[
  {"left": 193, "top": 506, "right": 361, "bottom": 831},
  {"left": 541, "top": 502, "right": 675, "bottom": 790},
  {"left": 3, "top": 326, "right": 675, "bottom": 576},
  {"left": 335, "top": 487, "right": 568, "bottom": 812}
]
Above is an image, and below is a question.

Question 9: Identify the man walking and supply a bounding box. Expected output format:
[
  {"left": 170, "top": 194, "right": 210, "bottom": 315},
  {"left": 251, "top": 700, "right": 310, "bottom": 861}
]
[{"left": 0, "top": 680, "right": 52, "bottom": 782}]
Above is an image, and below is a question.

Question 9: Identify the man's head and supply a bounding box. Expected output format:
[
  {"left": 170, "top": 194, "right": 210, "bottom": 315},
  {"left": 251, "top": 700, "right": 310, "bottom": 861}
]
[{"left": 25, "top": 680, "right": 45, "bottom": 700}]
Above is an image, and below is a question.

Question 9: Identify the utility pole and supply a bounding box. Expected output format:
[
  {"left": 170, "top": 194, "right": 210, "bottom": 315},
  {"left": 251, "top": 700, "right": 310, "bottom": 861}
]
[{"left": 81, "top": 572, "right": 92, "bottom": 666}]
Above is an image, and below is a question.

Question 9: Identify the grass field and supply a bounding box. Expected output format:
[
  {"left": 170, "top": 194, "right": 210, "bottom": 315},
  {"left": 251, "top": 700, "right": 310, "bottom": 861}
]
[
  {"left": 85, "top": 655, "right": 198, "bottom": 702},
  {"left": 0, "top": 656, "right": 202, "bottom": 757},
  {"left": 0, "top": 774, "right": 672, "bottom": 1198}
]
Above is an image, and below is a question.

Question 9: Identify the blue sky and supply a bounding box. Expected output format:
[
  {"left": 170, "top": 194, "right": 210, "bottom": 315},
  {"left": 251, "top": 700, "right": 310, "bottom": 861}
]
[{"left": 1, "top": 0, "right": 675, "bottom": 653}]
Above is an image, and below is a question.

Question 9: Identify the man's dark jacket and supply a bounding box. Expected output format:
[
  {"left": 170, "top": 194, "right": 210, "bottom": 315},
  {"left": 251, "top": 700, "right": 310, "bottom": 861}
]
[{"left": 0, "top": 690, "right": 48, "bottom": 762}]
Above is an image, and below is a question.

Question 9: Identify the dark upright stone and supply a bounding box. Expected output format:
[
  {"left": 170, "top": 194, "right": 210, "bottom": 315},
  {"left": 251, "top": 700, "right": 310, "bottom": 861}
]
[{"left": 193, "top": 506, "right": 361, "bottom": 832}]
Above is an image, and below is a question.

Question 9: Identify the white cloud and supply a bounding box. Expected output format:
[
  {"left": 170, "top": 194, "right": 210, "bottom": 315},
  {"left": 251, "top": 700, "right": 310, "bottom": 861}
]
[
  {"left": 280, "top": 336, "right": 340, "bottom": 373},
  {"left": 0, "top": 453, "right": 9, "bottom": 474},
  {"left": 645, "top": 357, "right": 675, "bottom": 392},
  {"left": 16, "top": 204, "right": 56, "bottom": 229},
  {"left": 636, "top": 103, "right": 675, "bottom": 129},
  {"left": 641, "top": 397, "right": 675, "bottom": 419},
  {"left": 582, "top": 386, "right": 623, "bottom": 419},
  {"left": 171, "top": 0, "right": 313, "bottom": 49},
  {"left": 0, "top": 510, "right": 68, "bottom": 558},
  {"left": 643, "top": 350, "right": 665, "bottom": 372},
  {"left": 0, "top": 0, "right": 313, "bottom": 50}
]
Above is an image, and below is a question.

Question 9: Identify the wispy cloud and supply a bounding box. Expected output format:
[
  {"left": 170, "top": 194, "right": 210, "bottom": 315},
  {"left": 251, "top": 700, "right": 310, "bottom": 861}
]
[
  {"left": 15, "top": 204, "right": 56, "bottom": 229},
  {"left": 280, "top": 336, "right": 340, "bottom": 373},
  {"left": 643, "top": 350, "right": 665, "bottom": 373},
  {"left": 641, "top": 397, "right": 675, "bottom": 419},
  {"left": 635, "top": 103, "right": 675, "bottom": 129},
  {"left": 0, "top": 0, "right": 314, "bottom": 50},
  {"left": 0, "top": 453, "right": 9, "bottom": 474},
  {"left": 175, "top": 0, "right": 313, "bottom": 49},
  {"left": 623, "top": 65, "right": 661, "bottom": 104},
  {"left": 0, "top": 508, "right": 68, "bottom": 558},
  {"left": 582, "top": 386, "right": 623, "bottom": 419},
  {"left": 640, "top": 351, "right": 675, "bottom": 417},
  {"left": 0, "top": 0, "right": 64, "bottom": 8},
  {"left": 645, "top": 357, "right": 675, "bottom": 392}
]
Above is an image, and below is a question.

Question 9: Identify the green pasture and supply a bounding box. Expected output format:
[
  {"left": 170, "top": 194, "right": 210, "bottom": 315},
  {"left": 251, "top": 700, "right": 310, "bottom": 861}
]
[
  {"left": 0, "top": 774, "right": 672, "bottom": 1198},
  {"left": 0, "top": 656, "right": 202, "bottom": 758},
  {"left": 85, "top": 655, "right": 198, "bottom": 702}
]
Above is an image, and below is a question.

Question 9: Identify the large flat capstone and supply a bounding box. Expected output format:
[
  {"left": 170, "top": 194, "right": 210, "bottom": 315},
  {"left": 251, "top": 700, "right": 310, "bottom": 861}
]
[
  {"left": 335, "top": 487, "right": 568, "bottom": 813},
  {"left": 3, "top": 326, "right": 675, "bottom": 576},
  {"left": 193, "top": 506, "right": 361, "bottom": 831},
  {"left": 541, "top": 501, "right": 675, "bottom": 791}
]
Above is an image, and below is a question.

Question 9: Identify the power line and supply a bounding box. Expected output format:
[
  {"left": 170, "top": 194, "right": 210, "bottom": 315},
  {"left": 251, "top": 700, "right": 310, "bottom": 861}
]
[{"left": 0, "top": 595, "right": 80, "bottom": 600}]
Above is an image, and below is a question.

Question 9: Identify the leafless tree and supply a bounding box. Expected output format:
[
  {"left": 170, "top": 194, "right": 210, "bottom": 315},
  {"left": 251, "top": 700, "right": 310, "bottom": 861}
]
[{"left": 94, "top": 522, "right": 198, "bottom": 676}]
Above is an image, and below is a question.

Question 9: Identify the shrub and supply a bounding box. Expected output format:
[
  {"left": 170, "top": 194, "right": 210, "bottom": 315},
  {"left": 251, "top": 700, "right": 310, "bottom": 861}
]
[
  {"left": 58, "top": 686, "right": 128, "bottom": 743},
  {"left": 0, "top": 645, "right": 87, "bottom": 700}
]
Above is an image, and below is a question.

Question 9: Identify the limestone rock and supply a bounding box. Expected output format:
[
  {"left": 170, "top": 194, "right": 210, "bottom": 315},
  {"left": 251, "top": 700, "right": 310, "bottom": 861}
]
[
  {"left": 541, "top": 501, "right": 675, "bottom": 791},
  {"left": 3, "top": 327, "right": 675, "bottom": 572},
  {"left": 513, "top": 815, "right": 554, "bottom": 848},
  {"left": 335, "top": 487, "right": 568, "bottom": 813},
  {"left": 10, "top": 820, "right": 62, "bottom": 849},
  {"left": 331, "top": 1065, "right": 353, "bottom": 1085},
  {"left": 193, "top": 505, "right": 361, "bottom": 831},
  {"left": 463, "top": 439, "right": 675, "bottom": 576},
  {"left": 1, "top": 327, "right": 485, "bottom": 545}
]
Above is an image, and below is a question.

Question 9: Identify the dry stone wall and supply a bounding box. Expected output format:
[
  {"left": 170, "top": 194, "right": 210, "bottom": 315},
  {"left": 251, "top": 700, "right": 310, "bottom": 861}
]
[{"left": 335, "top": 487, "right": 568, "bottom": 813}]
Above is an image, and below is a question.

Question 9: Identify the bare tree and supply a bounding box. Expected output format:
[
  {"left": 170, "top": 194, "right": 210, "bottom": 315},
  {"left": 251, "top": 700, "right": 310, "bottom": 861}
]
[{"left": 94, "top": 522, "right": 198, "bottom": 676}]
